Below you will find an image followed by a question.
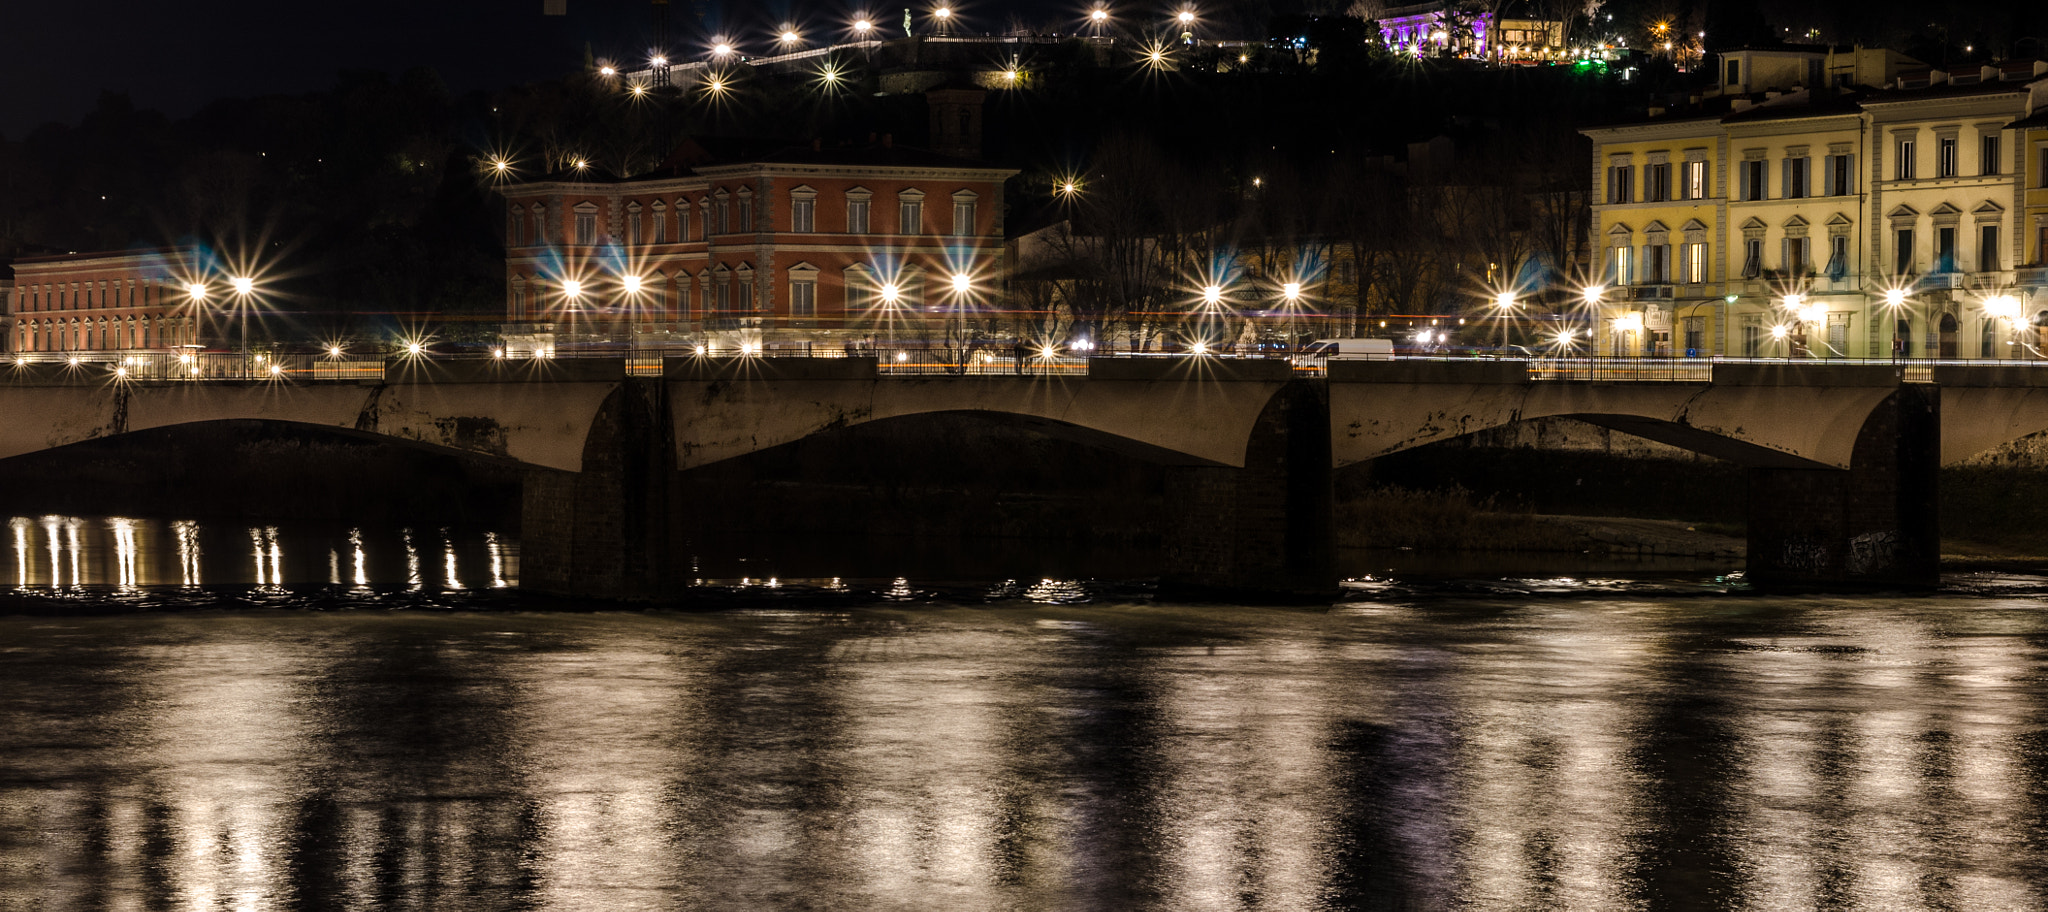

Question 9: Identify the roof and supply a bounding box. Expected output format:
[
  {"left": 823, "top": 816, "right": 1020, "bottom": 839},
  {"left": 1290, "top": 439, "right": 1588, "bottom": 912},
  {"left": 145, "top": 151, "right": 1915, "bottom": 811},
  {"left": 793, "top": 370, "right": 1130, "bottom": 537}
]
[
  {"left": 515, "top": 136, "right": 1011, "bottom": 188},
  {"left": 2009, "top": 109, "right": 2048, "bottom": 130},
  {"left": 1720, "top": 91, "right": 1866, "bottom": 124},
  {"left": 1861, "top": 73, "right": 2044, "bottom": 105}
]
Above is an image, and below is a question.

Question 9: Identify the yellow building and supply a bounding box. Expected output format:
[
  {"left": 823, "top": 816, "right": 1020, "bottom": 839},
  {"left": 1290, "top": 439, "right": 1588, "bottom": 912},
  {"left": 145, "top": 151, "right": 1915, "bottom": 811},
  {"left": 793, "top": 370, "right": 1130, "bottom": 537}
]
[
  {"left": 1585, "top": 56, "right": 2048, "bottom": 359},
  {"left": 1719, "top": 94, "right": 1870, "bottom": 357},
  {"left": 1582, "top": 115, "right": 1726, "bottom": 356}
]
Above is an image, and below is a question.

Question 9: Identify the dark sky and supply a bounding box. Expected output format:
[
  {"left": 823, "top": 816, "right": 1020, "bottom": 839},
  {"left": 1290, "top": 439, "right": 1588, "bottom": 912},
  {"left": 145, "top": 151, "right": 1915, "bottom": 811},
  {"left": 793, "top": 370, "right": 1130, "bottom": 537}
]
[{"left": 0, "top": 0, "right": 1079, "bottom": 137}]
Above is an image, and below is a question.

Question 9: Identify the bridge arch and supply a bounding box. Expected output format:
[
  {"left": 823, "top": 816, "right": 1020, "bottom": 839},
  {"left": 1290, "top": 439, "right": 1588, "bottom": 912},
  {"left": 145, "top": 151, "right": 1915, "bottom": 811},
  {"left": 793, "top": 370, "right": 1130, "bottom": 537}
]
[
  {"left": 0, "top": 381, "right": 621, "bottom": 472},
  {"left": 1329, "top": 364, "right": 1903, "bottom": 470},
  {"left": 668, "top": 374, "right": 1294, "bottom": 470}
]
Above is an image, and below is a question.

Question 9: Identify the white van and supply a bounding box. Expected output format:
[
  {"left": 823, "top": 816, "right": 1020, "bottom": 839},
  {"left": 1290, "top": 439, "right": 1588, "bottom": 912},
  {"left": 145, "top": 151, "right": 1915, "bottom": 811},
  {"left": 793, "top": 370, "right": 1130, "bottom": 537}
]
[{"left": 1305, "top": 338, "right": 1396, "bottom": 360}]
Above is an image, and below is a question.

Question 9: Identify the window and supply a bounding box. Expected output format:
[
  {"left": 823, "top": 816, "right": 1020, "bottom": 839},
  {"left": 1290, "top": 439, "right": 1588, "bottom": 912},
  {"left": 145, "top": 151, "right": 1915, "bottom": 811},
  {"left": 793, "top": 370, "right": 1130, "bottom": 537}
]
[
  {"left": 1938, "top": 136, "right": 1957, "bottom": 177},
  {"left": 1897, "top": 140, "right": 1916, "bottom": 180},
  {"left": 899, "top": 199, "right": 922, "bottom": 234},
  {"left": 1682, "top": 316, "right": 1705, "bottom": 355},
  {"left": 1827, "top": 236, "right": 1848, "bottom": 279},
  {"left": 739, "top": 276, "right": 755, "bottom": 310},
  {"left": 847, "top": 198, "right": 871, "bottom": 233},
  {"left": 792, "top": 197, "right": 816, "bottom": 233},
  {"left": 652, "top": 203, "right": 667, "bottom": 243},
  {"left": 1825, "top": 154, "right": 1852, "bottom": 196},
  {"left": 1896, "top": 228, "right": 1914, "bottom": 274},
  {"left": 789, "top": 268, "right": 818, "bottom": 319},
  {"left": 1937, "top": 227, "right": 1957, "bottom": 272},
  {"left": 574, "top": 209, "right": 596, "bottom": 245},
  {"left": 1611, "top": 244, "right": 1634, "bottom": 284},
  {"left": 953, "top": 199, "right": 977, "bottom": 236},
  {"left": 1645, "top": 243, "right": 1669, "bottom": 283},
  {"left": 2041, "top": 147, "right": 2048, "bottom": 188},
  {"left": 715, "top": 197, "right": 730, "bottom": 235},
  {"left": 1683, "top": 242, "right": 1707, "bottom": 284},
  {"left": 627, "top": 204, "right": 642, "bottom": 245},
  {"left": 1742, "top": 160, "right": 1766, "bottom": 200},
  {"left": 1785, "top": 157, "right": 1808, "bottom": 198},
  {"left": 738, "top": 197, "right": 754, "bottom": 232},
  {"left": 1727, "top": 59, "right": 1740, "bottom": 85},
  {"left": 1980, "top": 224, "right": 2000, "bottom": 273},
  {"left": 1743, "top": 238, "right": 1763, "bottom": 277},
  {"left": 509, "top": 207, "right": 525, "bottom": 246},
  {"left": 1827, "top": 313, "right": 1849, "bottom": 355},
  {"left": 1982, "top": 135, "right": 2001, "bottom": 176},
  {"left": 1684, "top": 160, "right": 1706, "bottom": 199},
  {"left": 714, "top": 274, "right": 732, "bottom": 312},
  {"left": 532, "top": 206, "right": 547, "bottom": 244},
  {"left": 2040, "top": 225, "right": 2048, "bottom": 266},
  {"left": 1647, "top": 162, "right": 1670, "bottom": 202},
  {"left": 1610, "top": 164, "right": 1634, "bottom": 203},
  {"left": 1783, "top": 237, "right": 1809, "bottom": 275}
]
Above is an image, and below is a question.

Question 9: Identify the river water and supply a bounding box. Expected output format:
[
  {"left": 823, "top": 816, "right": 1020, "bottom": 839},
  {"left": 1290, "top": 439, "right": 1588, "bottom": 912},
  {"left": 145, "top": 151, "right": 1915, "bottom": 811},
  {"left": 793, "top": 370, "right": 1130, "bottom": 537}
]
[{"left": 5, "top": 515, "right": 2048, "bottom": 910}]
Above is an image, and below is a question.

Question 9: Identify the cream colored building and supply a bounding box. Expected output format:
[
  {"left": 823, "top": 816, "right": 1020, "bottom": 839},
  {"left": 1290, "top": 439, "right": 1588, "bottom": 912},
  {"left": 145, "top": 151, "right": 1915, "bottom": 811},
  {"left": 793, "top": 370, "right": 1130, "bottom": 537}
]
[{"left": 1585, "top": 57, "right": 2048, "bottom": 359}]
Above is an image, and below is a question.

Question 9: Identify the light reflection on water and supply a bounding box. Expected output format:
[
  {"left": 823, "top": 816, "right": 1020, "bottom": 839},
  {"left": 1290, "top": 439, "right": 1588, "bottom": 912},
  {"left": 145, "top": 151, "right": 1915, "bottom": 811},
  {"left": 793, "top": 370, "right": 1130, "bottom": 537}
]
[
  {"left": 1, "top": 515, "right": 516, "bottom": 593},
  {"left": 4, "top": 595, "right": 2048, "bottom": 907}
]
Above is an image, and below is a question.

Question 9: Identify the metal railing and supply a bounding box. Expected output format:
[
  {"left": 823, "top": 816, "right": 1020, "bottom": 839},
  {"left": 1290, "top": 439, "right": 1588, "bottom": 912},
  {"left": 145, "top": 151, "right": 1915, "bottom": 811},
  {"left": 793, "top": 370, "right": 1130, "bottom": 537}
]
[{"left": 6, "top": 348, "right": 2045, "bottom": 386}]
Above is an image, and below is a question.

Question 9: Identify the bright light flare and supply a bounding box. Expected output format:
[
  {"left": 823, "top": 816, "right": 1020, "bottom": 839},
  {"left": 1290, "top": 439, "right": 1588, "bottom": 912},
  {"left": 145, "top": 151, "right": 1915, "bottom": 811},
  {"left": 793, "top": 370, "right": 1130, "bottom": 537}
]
[
  {"left": 562, "top": 279, "right": 583, "bottom": 299},
  {"left": 1770, "top": 324, "right": 1791, "bottom": 340},
  {"left": 1613, "top": 313, "right": 1643, "bottom": 332},
  {"left": 951, "top": 273, "right": 971, "bottom": 294},
  {"left": 623, "top": 275, "right": 644, "bottom": 294},
  {"left": 599, "top": 66, "right": 617, "bottom": 76},
  {"left": 1091, "top": 8, "right": 1109, "bottom": 22},
  {"left": 712, "top": 42, "right": 734, "bottom": 57},
  {"left": 1190, "top": 340, "right": 1210, "bottom": 355},
  {"left": 1282, "top": 282, "right": 1302, "bottom": 301},
  {"left": 934, "top": 6, "right": 951, "bottom": 19},
  {"left": 880, "top": 283, "right": 902, "bottom": 305},
  {"left": 405, "top": 342, "right": 425, "bottom": 356},
  {"left": 1201, "top": 284, "right": 1223, "bottom": 305},
  {"left": 1494, "top": 291, "right": 1516, "bottom": 309},
  {"left": 326, "top": 345, "right": 344, "bottom": 358},
  {"left": 651, "top": 55, "right": 668, "bottom": 67},
  {"left": 780, "top": 28, "right": 801, "bottom": 44},
  {"left": 187, "top": 282, "right": 208, "bottom": 301},
  {"left": 1581, "top": 284, "right": 1605, "bottom": 304},
  {"left": 1885, "top": 288, "right": 1908, "bottom": 308},
  {"left": 230, "top": 276, "right": 254, "bottom": 296},
  {"left": 1985, "top": 294, "right": 2022, "bottom": 322},
  {"left": 1178, "top": 9, "right": 1195, "bottom": 24}
]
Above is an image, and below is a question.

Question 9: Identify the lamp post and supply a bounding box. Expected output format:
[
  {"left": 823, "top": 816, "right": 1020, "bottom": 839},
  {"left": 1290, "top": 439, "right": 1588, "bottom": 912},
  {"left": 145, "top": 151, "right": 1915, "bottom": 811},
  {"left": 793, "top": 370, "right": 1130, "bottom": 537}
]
[
  {"left": 1884, "top": 287, "right": 1911, "bottom": 360},
  {"left": 229, "top": 276, "right": 254, "bottom": 376},
  {"left": 1493, "top": 290, "right": 1516, "bottom": 352},
  {"left": 1282, "top": 281, "right": 1304, "bottom": 352}
]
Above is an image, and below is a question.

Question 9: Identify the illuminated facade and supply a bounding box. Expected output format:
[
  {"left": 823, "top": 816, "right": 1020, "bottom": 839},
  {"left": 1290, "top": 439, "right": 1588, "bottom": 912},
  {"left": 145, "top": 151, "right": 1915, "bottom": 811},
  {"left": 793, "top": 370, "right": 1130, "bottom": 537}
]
[
  {"left": 499, "top": 144, "right": 1016, "bottom": 353},
  {"left": 8, "top": 248, "right": 207, "bottom": 356},
  {"left": 1583, "top": 114, "right": 1726, "bottom": 357},
  {"left": 1585, "top": 60, "right": 2048, "bottom": 358}
]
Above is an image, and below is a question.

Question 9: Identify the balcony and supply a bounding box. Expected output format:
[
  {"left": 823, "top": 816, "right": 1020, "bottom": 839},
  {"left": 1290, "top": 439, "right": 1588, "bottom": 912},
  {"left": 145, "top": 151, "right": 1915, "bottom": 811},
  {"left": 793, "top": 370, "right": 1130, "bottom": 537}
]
[
  {"left": 1621, "top": 284, "right": 1675, "bottom": 301},
  {"left": 2017, "top": 266, "right": 2048, "bottom": 288}
]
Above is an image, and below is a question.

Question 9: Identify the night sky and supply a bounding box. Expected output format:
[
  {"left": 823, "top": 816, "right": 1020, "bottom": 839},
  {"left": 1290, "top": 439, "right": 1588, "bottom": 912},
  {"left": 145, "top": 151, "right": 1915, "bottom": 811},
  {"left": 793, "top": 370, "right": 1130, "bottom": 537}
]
[{"left": 0, "top": 0, "right": 1081, "bottom": 137}]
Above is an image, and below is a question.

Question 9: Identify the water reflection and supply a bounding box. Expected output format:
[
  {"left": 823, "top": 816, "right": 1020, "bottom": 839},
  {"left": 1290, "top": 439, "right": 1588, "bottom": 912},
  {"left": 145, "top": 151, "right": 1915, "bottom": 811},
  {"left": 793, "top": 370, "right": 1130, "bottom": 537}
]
[
  {"left": 1, "top": 599, "right": 2047, "bottom": 906},
  {"left": 176, "top": 519, "right": 203, "bottom": 587},
  {"left": 0, "top": 516, "right": 515, "bottom": 593}
]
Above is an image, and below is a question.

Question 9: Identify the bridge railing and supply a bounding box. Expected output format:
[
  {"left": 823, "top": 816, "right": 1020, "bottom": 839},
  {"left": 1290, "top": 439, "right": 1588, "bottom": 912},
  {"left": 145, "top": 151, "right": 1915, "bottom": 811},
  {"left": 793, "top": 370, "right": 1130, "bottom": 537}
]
[{"left": 0, "top": 349, "right": 2015, "bottom": 386}]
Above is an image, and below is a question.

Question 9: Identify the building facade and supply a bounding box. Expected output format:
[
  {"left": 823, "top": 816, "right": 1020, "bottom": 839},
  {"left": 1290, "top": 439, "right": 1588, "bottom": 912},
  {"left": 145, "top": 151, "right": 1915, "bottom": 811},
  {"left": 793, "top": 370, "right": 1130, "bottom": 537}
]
[
  {"left": 499, "top": 144, "right": 1017, "bottom": 354},
  {"left": 1584, "top": 59, "right": 2048, "bottom": 359},
  {"left": 8, "top": 248, "right": 208, "bottom": 357}
]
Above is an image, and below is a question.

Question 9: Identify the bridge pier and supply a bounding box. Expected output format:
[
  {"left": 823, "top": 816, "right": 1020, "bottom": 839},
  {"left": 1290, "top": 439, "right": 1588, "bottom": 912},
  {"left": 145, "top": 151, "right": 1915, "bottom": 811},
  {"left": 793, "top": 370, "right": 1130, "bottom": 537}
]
[
  {"left": 520, "top": 380, "right": 676, "bottom": 600},
  {"left": 1162, "top": 381, "right": 1336, "bottom": 600},
  {"left": 1746, "top": 385, "right": 1940, "bottom": 589}
]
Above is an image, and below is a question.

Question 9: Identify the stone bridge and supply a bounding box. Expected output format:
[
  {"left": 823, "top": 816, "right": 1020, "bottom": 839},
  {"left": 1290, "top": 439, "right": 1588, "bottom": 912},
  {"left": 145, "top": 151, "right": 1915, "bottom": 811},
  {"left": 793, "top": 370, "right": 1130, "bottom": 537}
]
[{"left": 6, "top": 355, "right": 2040, "bottom": 597}]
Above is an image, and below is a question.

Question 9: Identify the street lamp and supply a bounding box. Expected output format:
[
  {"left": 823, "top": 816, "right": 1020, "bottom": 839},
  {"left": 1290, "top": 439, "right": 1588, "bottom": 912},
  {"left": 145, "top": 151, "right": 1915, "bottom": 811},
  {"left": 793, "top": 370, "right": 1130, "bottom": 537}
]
[
  {"left": 230, "top": 276, "right": 254, "bottom": 374},
  {"left": 1493, "top": 290, "right": 1516, "bottom": 351}
]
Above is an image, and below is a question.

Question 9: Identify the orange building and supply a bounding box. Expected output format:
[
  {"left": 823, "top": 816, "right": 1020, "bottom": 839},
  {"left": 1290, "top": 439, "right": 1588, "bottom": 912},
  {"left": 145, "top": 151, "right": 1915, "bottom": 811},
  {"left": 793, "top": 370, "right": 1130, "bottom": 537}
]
[
  {"left": 9, "top": 248, "right": 209, "bottom": 357},
  {"left": 499, "top": 141, "right": 1017, "bottom": 353}
]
